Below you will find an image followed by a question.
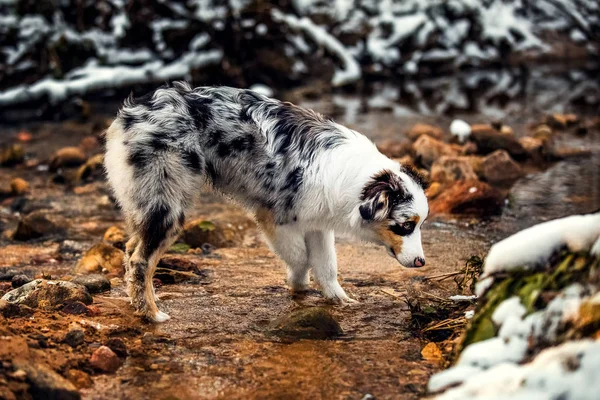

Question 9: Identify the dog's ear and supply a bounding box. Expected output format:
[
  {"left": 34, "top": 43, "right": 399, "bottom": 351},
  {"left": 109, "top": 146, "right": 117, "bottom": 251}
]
[{"left": 359, "top": 170, "right": 407, "bottom": 221}]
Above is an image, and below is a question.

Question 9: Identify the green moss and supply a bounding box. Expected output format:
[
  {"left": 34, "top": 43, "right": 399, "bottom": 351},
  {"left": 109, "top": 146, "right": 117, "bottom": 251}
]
[
  {"left": 459, "top": 251, "right": 599, "bottom": 352},
  {"left": 169, "top": 243, "right": 191, "bottom": 254},
  {"left": 198, "top": 221, "right": 215, "bottom": 232}
]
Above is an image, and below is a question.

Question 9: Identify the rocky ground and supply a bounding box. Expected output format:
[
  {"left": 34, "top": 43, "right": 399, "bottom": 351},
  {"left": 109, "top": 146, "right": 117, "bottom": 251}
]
[{"left": 0, "top": 98, "right": 598, "bottom": 399}]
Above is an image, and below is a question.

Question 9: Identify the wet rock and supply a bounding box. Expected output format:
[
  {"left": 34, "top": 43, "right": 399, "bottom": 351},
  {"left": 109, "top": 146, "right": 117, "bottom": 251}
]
[
  {"left": 157, "top": 255, "right": 204, "bottom": 272},
  {"left": 426, "top": 182, "right": 443, "bottom": 199},
  {"left": 518, "top": 136, "right": 546, "bottom": 162},
  {"left": 0, "top": 144, "right": 25, "bottom": 166},
  {"left": 59, "top": 240, "right": 87, "bottom": 256},
  {"left": 0, "top": 299, "right": 21, "bottom": 318},
  {"left": 13, "top": 359, "right": 80, "bottom": 400},
  {"left": 0, "top": 268, "right": 20, "bottom": 281},
  {"left": 549, "top": 146, "right": 592, "bottom": 160},
  {"left": 62, "top": 301, "right": 92, "bottom": 315},
  {"left": 102, "top": 226, "right": 125, "bottom": 250},
  {"left": 76, "top": 154, "right": 104, "bottom": 183},
  {"left": 469, "top": 124, "right": 527, "bottom": 161},
  {"left": 89, "top": 346, "right": 122, "bottom": 373},
  {"left": 63, "top": 329, "right": 85, "bottom": 348},
  {"left": 105, "top": 338, "right": 127, "bottom": 358},
  {"left": 407, "top": 123, "right": 444, "bottom": 141},
  {"left": 10, "top": 178, "right": 29, "bottom": 195},
  {"left": 153, "top": 268, "right": 205, "bottom": 284},
  {"left": 430, "top": 180, "right": 505, "bottom": 216},
  {"left": 413, "top": 135, "right": 460, "bottom": 169},
  {"left": 11, "top": 274, "right": 32, "bottom": 288},
  {"left": 12, "top": 210, "right": 68, "bottom": 240},
  {"left": 270, "top": 307, "right": 343, "bottom": 340},
  {"left": 376, "top": 139, "right": 413, "bottom": 158},
  {"left": 430, "top": 156, "right": 479, "bottom": 185},
  {"left": 481, "top": 150, "right": 522, "bottom": 184},
  {"left": 65, "top": 369, "right": 93, "bottom": 389},
  {"left": 532, "top": 123, "right": 554, "bottom": 141},
  {"left": 49, "top": 147, "right": 87, "bottom": 171},
  {"left": 182, "top": 214, "right": 255, "bottom": 248},
  {"left": 547, "top": 113, "right": 578, "bottom": 129},
  {"left": 1, "top": 279, "right": 92, "bottom": 309},
  {"left": 71, "top": 274, "right": 111, "bottom": 294},
  {"left": 79, "top": 136, "right": 100, "bottom": 151},
  {"left": 74, "top": 243, "right": 124, "bottom": 276}
]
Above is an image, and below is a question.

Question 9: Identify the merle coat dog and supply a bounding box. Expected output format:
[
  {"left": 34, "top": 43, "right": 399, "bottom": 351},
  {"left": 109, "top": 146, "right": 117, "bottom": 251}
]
[{"left": 104, "top": 82, "right": 429, "bottom": 322}]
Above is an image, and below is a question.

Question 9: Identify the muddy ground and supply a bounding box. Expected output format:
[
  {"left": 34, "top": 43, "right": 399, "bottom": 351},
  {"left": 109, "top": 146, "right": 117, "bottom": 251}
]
[{"left": 1, "top": 97, "right": 599, "bottom": 400}]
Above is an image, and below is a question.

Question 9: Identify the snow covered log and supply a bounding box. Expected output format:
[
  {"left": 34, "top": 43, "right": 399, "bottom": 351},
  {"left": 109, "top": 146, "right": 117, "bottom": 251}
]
[
  {"left": 428, "top": 212, "right": 600, "bottom": 399},
  {"left": 0, "top": 0, "right": 598, "bottom": 109}
]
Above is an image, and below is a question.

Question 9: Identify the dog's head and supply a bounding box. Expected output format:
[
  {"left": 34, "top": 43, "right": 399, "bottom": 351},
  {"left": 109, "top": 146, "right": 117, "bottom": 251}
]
[{"left": 358, "top": 167, "right": 429, "bottom": 268}]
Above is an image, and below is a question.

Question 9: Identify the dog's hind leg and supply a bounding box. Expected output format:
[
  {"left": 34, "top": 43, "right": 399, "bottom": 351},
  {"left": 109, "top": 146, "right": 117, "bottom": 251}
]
[
  {"left": 306, "top": 230, "right": 356, "bottom": 304},
  {"left": 123, "top": 233, "right": 139, "bottom": 303},
  {"left": 128, "top": 206, "right": 184, "bottom": 322}
]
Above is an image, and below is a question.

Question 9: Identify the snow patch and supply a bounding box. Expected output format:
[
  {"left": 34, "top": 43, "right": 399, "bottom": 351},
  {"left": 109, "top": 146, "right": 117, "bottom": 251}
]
[
  {"left": 483, "top": 213, "right": 600, "bottom": 277},
  {"left": 450, "top": 119, "right": 471, "bottom": 143},
  {"left": 271, "top": 9, "right": 361, "bottom": 87}
]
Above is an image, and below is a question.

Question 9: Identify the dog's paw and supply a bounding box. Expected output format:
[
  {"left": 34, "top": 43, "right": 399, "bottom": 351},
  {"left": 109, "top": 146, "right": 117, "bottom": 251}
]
[
  {"left": 149, "top": 310, "right": 171, "bottom": 323},
  {"left": 325, "top": 292, "right": 359, "bottom": 306}
]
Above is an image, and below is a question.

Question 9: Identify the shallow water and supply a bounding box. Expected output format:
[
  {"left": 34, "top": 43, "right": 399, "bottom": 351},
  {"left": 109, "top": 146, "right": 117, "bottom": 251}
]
[{"left": 0, "top": 88, "right": 598, "bottom": 399}]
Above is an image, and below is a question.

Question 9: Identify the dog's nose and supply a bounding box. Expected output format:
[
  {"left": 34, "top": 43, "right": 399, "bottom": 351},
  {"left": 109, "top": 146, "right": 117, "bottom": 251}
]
[{"left": 414, "top": 257, "right": 425, "bottom": 267}]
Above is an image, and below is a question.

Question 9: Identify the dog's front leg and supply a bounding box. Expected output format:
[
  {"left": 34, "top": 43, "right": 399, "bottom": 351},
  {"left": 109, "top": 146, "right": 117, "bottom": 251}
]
[
  {"left": 258, "top": 222, "right": 311, "bottom": 292},
  {"left": 306, "top": 230, "right": 356, "bottom": 304}
]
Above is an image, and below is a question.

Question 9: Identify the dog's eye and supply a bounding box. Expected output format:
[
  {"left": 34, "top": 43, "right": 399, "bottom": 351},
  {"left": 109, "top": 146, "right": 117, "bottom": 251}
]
[{"left": 390, "top": 221, "right": 416, "bottom": 236}]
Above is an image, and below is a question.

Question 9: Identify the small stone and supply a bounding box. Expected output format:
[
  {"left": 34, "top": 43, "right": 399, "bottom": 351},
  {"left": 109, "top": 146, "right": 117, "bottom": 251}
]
[
  {"left": 0, "top": 299, "right": 21, "bottom": 318},
  {"left": 154, "top": 268, "right": 205, "bottom": 284},
  {"left": 13, "top": 360, "right": 80, "bottom": 400},
  {"left": 89, "top": 346, "right": 122, "bottom": 373},
  {"left": 12, "top": 210, "right": 69, "bottom": 241},
  {"left": 62, "top": 302, "right": 91, "bottom": 315},
  {"left": 426, "top": 182, "right": 442, "bottom": 199},
  {"left": 11, "top": 274, "right": 32, "bottom": 288},
  {"left": 376, "top": 140, "right": 413, "bottom": 158},
  {"left": 270, "top": 307, "right": 343, "bottom": 340},
  {"left": 481, "top": 150, "right": 522, "bottom": 184},
  {"left": 0, "top": 144, "right": 25, "bottom": 167},
  {"left": 105, "top": 338, "right": 127, "bottom": 358},
  {"left": 430, "top": 156, "right": 479, "bottom": 185},
  {"left": 518, "top": 137, "right": 546, "bottom": 162},
  {"left": 49, "top": 147, "right": 87, "bottom": 171},
  {"left": 10, "top": 178, "right": 29, "bottom": 195},
  {"left": 103, "top": 226, "right": 125, "bottom": 250},
  {"left": 470, "top": 124, "right": 527, "bottom": 160},
  {"left": 10, "top": 369, "right": 27, "bottom": 381},
  {"left": 430, "top": 180, "right": 505, "bottom": 216},
  {"left": 59, "top": 240, "right": 87, "bottom": 255},
  {"left": 1, "top": 279, "right": 92, "bottom": 309},
  {"left": 550, "top": 147, "right": 592, "bottom": 160},
  {"left": 65, "top": 369, "right": 93, "bottom": 389},
  {"left": 72, "top": 274, "right": 111, "bottom": 294},
  {"left": 413, "top": 135, "right": 460, "bottom": 168},
  {"left": 74, "top": 243, "right": 124, "bottom": 276},
  {"left": 532, "top": 124, "right": 554, "bottom": 140},
  {"left": 407, "top": 123, "right": 444, "bottom": 141},
  {"left": 63, "top": 329, "right": 85, "bottom": 348},
  {"left": 76, "top": 154, "right": 104, "bottom": 183},
  {"left": 547, "top": 113, "right": 578, "bottom": 129},
  {"left": 182, "top": 213, "right": 255, "bottom": 249},
  {"left": 79, "top": 136, "right": 99, "bottom": 151}
]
